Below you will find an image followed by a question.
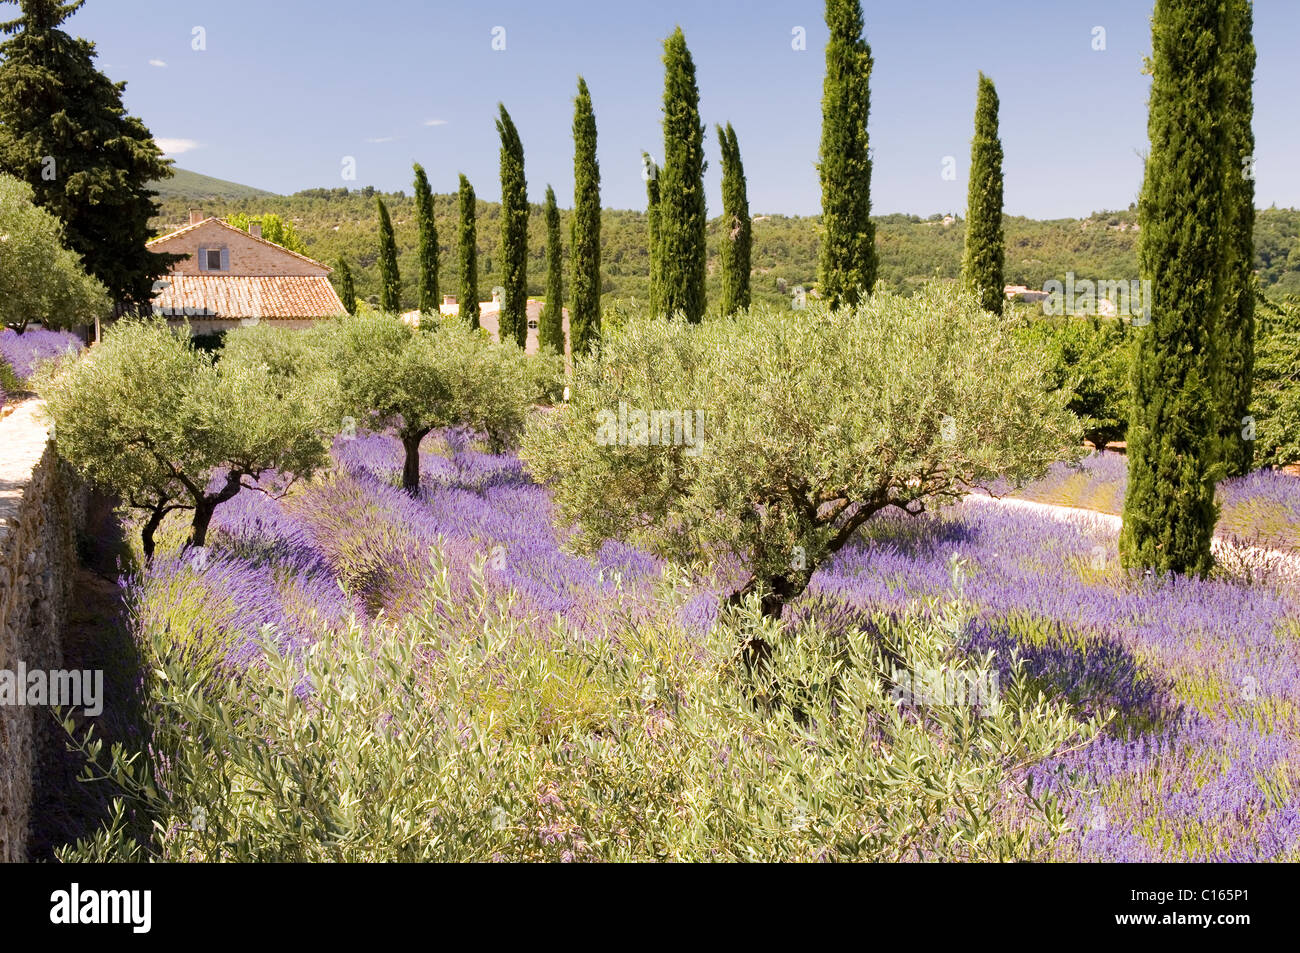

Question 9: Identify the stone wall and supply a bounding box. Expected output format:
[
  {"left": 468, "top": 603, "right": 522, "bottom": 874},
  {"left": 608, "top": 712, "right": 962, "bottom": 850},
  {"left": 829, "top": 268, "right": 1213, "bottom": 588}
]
[{"left": 0, "top": 400, "right": 86, "bottom": 863}]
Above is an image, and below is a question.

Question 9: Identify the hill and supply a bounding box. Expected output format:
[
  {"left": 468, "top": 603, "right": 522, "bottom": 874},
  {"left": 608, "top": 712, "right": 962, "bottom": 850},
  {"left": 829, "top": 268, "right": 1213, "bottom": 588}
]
[
  {"left": 151, "top": 167, "right": 278, "bottom": 202},
  {"left": 150, "top": 185, "right": 1300, "bottom": 313}
]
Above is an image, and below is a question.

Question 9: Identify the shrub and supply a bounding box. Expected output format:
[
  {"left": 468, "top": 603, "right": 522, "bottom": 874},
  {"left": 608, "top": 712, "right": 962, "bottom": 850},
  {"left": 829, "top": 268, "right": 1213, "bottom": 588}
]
[
  {"left": 1253, "top": 296, "right": 1300, "bottom": 467},
  {"left": 57, "top": 557, "right": 1100, "bottom": 862},
  {"left": 0, "top": 173, "right": 110, "bottom": 333},
  {"left": 0, "top": 326, "right": 83, "bottom": 384},
  {"left": 1016, "top": 314, "right": 1131, "bottom": 450}
]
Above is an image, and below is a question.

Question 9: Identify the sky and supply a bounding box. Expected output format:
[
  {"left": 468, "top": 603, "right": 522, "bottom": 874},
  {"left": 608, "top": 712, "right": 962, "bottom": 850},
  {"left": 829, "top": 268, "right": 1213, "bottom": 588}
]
[{"left": 59, "top": 0, "right": 1300, "bottom": 218}]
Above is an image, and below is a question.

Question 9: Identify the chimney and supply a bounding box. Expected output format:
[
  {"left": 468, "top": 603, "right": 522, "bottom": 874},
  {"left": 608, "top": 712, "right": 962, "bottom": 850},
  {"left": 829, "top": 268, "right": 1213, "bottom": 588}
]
[
  {"left": 443, "top": 294, "right": 457, "bottom": 307},
  {"left": 250, "top": 223, "right": 263, "bottom": 239},
  {"left": 188, "top": 209, "right": 203, "bottom": 225}
]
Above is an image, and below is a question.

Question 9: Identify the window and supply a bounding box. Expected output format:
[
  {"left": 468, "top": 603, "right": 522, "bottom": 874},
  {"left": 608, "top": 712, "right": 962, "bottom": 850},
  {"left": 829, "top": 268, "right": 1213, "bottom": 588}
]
[{"left": 206, "top": 248, "right": 224, "bottom": 271}]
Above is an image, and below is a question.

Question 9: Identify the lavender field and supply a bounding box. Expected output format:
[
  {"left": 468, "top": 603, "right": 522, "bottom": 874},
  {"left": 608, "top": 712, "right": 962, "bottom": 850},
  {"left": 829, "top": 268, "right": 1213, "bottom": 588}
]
[
  {"left": 995, "top": 451, "right": 1300, "bottom": 552},
  {"left": 110, "top": 428, "right": 1300, "bottom": 862}
]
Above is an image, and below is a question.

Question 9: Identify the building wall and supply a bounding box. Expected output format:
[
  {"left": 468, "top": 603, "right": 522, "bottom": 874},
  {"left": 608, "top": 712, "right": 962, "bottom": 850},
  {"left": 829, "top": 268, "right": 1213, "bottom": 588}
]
[
  {"left": 0, "top": 401, "right": 87, "bottom": 862},
  {"left": 151, "top": 221, "right": 329, "bottom": 278}
]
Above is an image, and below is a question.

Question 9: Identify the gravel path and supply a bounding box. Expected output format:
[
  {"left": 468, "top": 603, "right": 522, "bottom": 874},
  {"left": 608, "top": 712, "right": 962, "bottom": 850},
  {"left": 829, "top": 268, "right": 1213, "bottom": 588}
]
[{"left": 964, "top": 492, "right": 1300, "bottom": 582}]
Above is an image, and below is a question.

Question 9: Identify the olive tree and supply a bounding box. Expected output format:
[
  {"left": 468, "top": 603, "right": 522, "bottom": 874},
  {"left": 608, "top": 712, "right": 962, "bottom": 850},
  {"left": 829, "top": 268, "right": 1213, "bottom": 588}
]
[
  {"left": 327, "top": 312, "right": 543, "bottom": 494},
  {"left": 0, "top": 173, "right": 109, "bottom": 333},
  {"left": 38, "top": 319, "right": 331, "bottom": 558},
  {"left": 523, "top": 283, "right": 1080, "bottom": 619}
]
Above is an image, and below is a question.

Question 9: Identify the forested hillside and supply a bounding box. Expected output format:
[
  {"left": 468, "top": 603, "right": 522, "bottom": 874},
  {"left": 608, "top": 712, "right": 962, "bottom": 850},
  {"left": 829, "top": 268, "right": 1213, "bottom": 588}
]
[{"left": 151, "top": 176, "right": 1300, "bottom": 311}]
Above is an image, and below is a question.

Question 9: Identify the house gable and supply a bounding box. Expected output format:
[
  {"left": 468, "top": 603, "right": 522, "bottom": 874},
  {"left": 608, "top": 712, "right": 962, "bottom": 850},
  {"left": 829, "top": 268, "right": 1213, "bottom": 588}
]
[{"left": 147, "top": 219, "right": 330, "bottom": 278}]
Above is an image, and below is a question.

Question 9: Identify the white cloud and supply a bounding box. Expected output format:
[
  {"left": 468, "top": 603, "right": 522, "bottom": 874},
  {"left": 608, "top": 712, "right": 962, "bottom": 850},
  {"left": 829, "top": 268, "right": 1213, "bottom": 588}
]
[
  {"left": 155, "top": 138, "right": 200, "bottom": 156},
  {"left": 148, "top": 59, "right": 168, "bottom": 68},
  {"left": 423, "top": 119, "right": 448, "bottom": 127},
  {"left": 365, "top": 136, "right": 397, "bottom": 144}
]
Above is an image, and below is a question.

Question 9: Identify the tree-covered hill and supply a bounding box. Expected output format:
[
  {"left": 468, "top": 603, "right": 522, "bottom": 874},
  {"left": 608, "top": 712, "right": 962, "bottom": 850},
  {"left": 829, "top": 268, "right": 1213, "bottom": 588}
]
[
  {"left": 150, "top": 181, "right": 1300, "bottom": 312},
  {"left": 153, "top": 167, "right": 278, "bottom": 202}
]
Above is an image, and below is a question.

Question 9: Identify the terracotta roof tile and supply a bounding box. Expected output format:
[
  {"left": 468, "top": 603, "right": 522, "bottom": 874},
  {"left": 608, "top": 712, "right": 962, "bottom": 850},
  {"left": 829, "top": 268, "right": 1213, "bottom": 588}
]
[{"left": 152, "top": 275, "right": 347, "bottom": 320}]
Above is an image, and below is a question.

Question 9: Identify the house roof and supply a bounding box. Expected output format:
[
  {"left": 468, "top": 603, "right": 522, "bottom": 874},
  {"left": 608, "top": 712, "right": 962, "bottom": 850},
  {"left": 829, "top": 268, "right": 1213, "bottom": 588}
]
[
  {"left": 152, "top": 275, "right": 348, "bottom": 320},
  {"left": 147, "top": 217, "right": 333, "bottom": 274}
]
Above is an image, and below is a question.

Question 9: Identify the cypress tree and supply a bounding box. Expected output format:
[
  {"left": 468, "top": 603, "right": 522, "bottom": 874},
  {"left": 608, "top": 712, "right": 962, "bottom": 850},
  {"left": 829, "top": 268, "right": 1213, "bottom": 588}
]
[
  {"left": 817, "top": 0, "right": 877, "bottom": 308},
  {"left": 643, "top": 153, "right": 662, "bottom": 317},
  {"left": 496, "top": 103, "right": 528, "bottom": 348},
  {"left": 413, "top": 162, "right": 439, "bottom": 316},
  {"left": 376, "top": 197, "right": 401, "bottom": 313},
  {"left": 658, "top": 27, "right": 707, "bottom": 323},
  {"left": 960, "top": 72, "right": 1005, "bottom": 315},
  {"left": 717, "top": 122, "right": 752, "bottom": 316},
  {"left": 0, "top": 0, "right": 179, "bottom": 312},
  {"left": 541, "top": 185, "right": 565, "bottom": 355},
  {"left": 335, "top": 257, "right": 356, "bottom": 315},
  {"left": 458, "top": 173, "right": 481, "bottom": 329},
  {"left": 1120, "top": 0, "right": 1229, "bottom": 577},
  {"left": 570, "top": 76, "right": 601, "bottom": 356},
  {"left": 1216, "top": 0, "right": 1256, "bottom": 477}
]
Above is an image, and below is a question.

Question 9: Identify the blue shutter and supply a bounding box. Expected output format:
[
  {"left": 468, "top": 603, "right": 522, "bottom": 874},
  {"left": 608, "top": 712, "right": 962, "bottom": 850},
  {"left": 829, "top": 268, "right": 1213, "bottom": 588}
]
[
  {"left": 220, "top": 247, "right": 230, "bottom": 272},
  {"left": 198, "top": 245, "right": 208, "bottom": 272}
]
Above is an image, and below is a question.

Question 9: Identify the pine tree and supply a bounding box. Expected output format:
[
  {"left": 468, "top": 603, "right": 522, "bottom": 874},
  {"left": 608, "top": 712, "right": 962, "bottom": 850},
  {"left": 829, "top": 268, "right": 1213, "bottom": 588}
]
[
  {"left": 960, "top": 73, "right": 1005, "bottom": 315},
  {"left": 413, "top": 162, "right": 439, "bottom": 316},
  {"left": 541, "top": 185, "right": 565, "bottom": 356},
  {"left": 1216, "top": 0, "right": 1256, "bottom": 477},
  {"left": 0, "top": 0, "right": 179, "bottom": 312},
  {"left": 496, "top": 103, "right": 528, "bottom": 348},
  {"left": 458, "top": 174, "right": 481, "bottom": 329},
  {"left": 658, "top": 27, "right": 707, "bottom": 323},
  {"left": 643, "top": 153, "right": 662, "bottom": 317},
  {"left": 817, "top": 0, "right": 877, "bottom": 308},
  {"left": 717, "top": 122, "right": 752, "bottom": 316},
  {"left": 570, "top": 76, "right": 601, "bottom": 356},
  {"left": 335, "top": 257, "right": 356, "bottom": 315},
  {"left": 1120, "top": 0, "right": 1229, "bottom": 577},
  {"left": 376, "top": 197, "right": 402, "bottom": 313}
]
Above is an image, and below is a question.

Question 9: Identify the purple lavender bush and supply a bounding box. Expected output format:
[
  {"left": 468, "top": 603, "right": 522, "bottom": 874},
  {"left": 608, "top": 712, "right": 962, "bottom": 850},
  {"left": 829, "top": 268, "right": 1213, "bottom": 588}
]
[
  {"left": 0, "top": 326, "right": 82, "bottom": 384},
  {"left": 87, "top": 426, "right": 1300, "bottom": 862}
]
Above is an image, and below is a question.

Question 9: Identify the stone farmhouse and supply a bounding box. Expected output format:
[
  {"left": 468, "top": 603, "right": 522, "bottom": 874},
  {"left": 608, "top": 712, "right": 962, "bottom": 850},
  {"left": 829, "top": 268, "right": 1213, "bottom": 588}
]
[{"left": 146, "top": 212, "right": 347, "bottom": 333}]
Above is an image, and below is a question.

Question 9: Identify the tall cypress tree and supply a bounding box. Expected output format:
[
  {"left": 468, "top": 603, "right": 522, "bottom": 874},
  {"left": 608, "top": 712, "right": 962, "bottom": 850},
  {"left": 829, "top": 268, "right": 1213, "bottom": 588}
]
[
  {"left": 1216, "top": 0, "right": 1256, "bottom": 477},
  {"left": 658, "top": 27, "right": 707, "bottom": 323},
  {"left": 570, "top": 75, "right": 601, "bottom": 356},
  {"left": 541, "top": 185, "right": 565, "bottom": 355},
  {"left": 376, "top": 197, "right": 402, "bottom": 313},
  {"left": 0, "top": 0, "right": 179, "bottom": 312},
  {"left": 335, "top": 257, "right": 356, "bottom": 315},
  {"left": 1120, "top": 0, "right": 1229, "bottom": 577},
  {"left": 496, "top": 103, "right": 528, "bottom": 348},
  {"left": 717, "top": 122, "right": 752, "bottom": 316},
  {"left": 413, "top": 162, "right": 439, "bottom": 316},
  {"left": 458, "top": 173, "right": 481, "bottom": 330},
  {"left": 960, "top": 72, "right": 1005, "bottom": 315},
  {"left": 817, "top": 0, "right": 876, "bottom": 308},
  {"left": 643, "top": 153, "right": 662, "bottom": 317}
]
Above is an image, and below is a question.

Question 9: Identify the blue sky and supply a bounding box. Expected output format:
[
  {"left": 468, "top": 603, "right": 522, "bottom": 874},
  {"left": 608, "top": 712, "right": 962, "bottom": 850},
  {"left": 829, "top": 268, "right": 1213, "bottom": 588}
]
[{"left": 62, "top": 0, "right": 1300, "bottom": 217}]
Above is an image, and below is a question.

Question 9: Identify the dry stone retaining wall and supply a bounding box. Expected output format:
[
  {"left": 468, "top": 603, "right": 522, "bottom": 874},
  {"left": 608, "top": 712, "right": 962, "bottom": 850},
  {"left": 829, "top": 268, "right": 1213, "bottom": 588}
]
[{"left": 0, "top": 400, "right": 86, "bottom": 862}]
